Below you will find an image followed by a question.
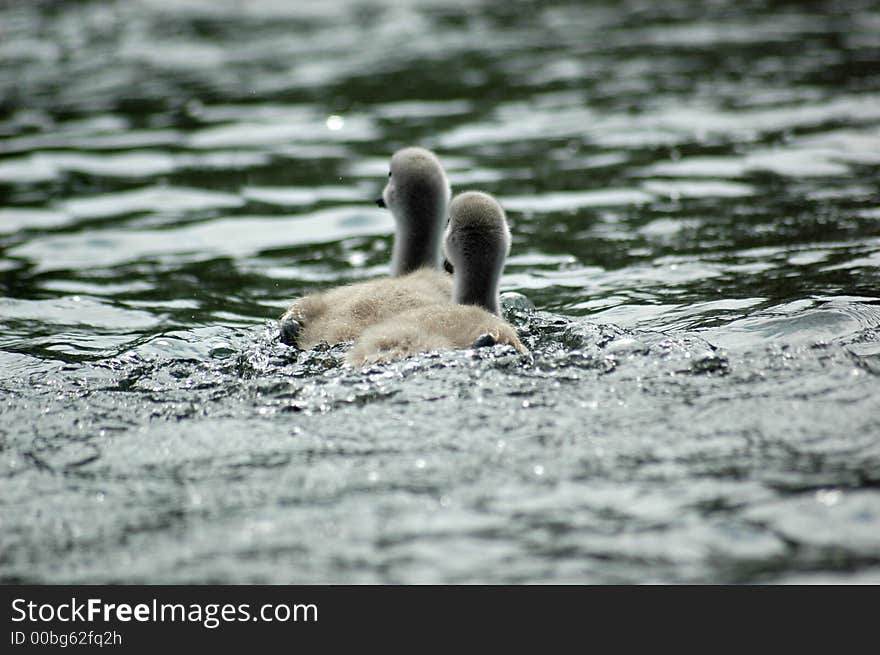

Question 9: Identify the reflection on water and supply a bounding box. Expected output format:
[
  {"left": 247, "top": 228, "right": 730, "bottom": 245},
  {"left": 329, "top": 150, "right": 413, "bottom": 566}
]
[{"left": 1, "top": 0, "right": 879, "bottom": 583}]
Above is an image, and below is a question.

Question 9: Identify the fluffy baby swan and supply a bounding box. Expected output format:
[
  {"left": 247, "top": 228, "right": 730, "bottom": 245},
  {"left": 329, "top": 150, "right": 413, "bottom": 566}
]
[
  {"left": 280, "top": 147, "right": 452, "bottom": 348},
  {"left": 347, "top": 191, "right": 528, "bottom": 366}
]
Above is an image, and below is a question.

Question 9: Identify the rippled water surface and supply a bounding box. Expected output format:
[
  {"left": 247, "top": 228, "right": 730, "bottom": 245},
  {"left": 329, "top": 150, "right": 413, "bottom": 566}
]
[{"left": 2, "top": 0, "right": 880, "bottom": 583}]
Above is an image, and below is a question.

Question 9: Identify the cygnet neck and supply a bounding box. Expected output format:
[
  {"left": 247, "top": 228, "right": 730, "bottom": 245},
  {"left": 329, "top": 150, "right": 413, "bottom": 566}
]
[{"left": 452, "top": 261, "right": 502, "bottom": 315}]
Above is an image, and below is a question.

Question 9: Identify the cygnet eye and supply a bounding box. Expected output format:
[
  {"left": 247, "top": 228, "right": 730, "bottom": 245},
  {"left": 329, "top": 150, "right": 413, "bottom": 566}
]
[{"left": 388, "top": 171, "right": 392, "bottom": 178}]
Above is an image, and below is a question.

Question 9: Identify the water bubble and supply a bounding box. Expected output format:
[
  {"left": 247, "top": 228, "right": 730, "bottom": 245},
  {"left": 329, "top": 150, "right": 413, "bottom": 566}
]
[
  {"left": 533, "top": 464, "right": 544, "bottom": 477},
  {"left": 348, "top": 252, "right": 367, "bottom": 267},
  {"left": 185, "top": 99, "right": 204, "bottom": 118},
  {"left": 816, "top": 489, "right": 842, "bottom": 506},
  {"left": 326, "top": 115, "right": 344, "bottom": 130}
]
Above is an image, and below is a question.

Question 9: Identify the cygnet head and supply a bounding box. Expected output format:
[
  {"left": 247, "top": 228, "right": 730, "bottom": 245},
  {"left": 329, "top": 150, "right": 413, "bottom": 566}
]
[
  {"left": 443, "top": 191, "right": 511, "bottom": 316},
  {"left": 377, "top": 147, "right": 451, "bottom": 276}
]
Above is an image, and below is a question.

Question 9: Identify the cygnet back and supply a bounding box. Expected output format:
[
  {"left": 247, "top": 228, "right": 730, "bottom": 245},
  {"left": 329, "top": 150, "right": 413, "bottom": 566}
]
[
  {"left": 288, "top": 269, "right": 452, "bottom": 349},
  {"left": 346, "top": 303, "right": 527, "bottom": 366}
]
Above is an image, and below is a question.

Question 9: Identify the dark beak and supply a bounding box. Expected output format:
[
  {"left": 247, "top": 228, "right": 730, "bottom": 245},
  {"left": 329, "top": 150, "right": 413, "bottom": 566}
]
[{"left": 375, "top": 197, "right": 386, "bottom": 208}]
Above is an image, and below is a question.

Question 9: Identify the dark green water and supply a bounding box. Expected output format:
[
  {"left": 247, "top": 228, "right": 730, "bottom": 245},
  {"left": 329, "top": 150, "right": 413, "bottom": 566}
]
[{"left": 1, "top": 0, "right": 879, "bottom": 583}]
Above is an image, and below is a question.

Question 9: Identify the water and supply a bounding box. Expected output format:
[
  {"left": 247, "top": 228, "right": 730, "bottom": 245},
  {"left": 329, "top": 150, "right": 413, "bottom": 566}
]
[{"left": 1, "top": 0, "right": 879, "bottom": 583}]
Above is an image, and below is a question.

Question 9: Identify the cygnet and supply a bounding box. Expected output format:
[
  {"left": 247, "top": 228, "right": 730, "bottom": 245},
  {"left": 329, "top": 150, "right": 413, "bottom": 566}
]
[
  {"left": 280, "top": 147, "right": 452, "bottom": 348},
  {"left": 347, "top": 191, "right": 528, "bottom": 366}
]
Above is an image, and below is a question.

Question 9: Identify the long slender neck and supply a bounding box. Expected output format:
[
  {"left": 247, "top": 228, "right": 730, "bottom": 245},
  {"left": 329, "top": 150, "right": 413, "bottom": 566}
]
[
  {"left": 390, "top": 218, "right": 444, "bottom": 276},
  {"left": 453, "top": 265, "right": 501, "bottom": 315}
]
